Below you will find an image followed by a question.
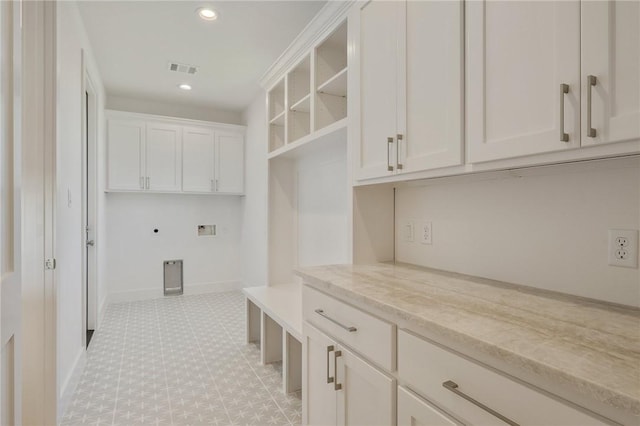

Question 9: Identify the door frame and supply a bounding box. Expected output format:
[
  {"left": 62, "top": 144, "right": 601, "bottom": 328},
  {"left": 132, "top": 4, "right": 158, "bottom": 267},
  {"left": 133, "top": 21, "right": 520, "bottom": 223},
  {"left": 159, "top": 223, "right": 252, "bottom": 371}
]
[
  {"left": 81, "top": 55, "right": 99, "bottom": 345},
  {"left": 21, "top": 1, "right": 57, "bottom": 424}
]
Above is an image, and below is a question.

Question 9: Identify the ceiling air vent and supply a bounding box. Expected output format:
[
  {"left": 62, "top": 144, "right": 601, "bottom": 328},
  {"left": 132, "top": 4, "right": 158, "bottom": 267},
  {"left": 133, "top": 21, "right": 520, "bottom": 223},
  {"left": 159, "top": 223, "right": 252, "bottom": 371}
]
[{"left": 167, "top": 61, "right": 198, "bottom": 75}]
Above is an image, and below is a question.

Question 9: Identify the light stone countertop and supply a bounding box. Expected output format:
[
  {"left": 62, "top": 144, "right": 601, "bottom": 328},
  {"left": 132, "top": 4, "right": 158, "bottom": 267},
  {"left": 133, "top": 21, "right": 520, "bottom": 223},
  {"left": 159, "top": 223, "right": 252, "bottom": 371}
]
[{"left": 295, "top": 263, "right": 640, "bottom": 417}]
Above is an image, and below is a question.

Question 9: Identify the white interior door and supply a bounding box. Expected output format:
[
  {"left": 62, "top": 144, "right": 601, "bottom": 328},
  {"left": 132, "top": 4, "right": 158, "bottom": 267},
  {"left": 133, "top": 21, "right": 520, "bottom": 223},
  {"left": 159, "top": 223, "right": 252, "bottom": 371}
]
[
  {"left": 402, "top": 0, "right": 463, "bottom": 173},
  {"left": 356, "top": 0, "right": 400, "bottom": 180},
  {"left": 466, "top": 0, "right": 581, "bottom": 163},
  {"left": 83, "top": 71, "right": 98, "bottom": 337},
  {"left": 107, "top": 119, "right": 145, "bottom": 190},
  {"left": 182, "top": 126, "right": 215, "bottom": 193},
  {"left": 0, "top": 2, "right": 21, "bottom": 424},
  {"left": 581, "top": 0, "right": 640, "bottom": 146},
  {"left": 336, "top": 345, "right": 395, "bottom": 426},
  {"left": 215, "top": 131, "right": 244, "bottom": 194},
  {"left": 146, "top": 122, "right": 182, "bottom": 192}
]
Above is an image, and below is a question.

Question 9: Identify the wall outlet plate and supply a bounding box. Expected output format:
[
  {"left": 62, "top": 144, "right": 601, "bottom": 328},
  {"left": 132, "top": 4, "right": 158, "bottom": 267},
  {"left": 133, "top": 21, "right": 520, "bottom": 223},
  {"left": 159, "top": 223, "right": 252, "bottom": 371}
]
[
  {"left": 420, "top": 222, "right": 432, "bottom": 245},
  {"left": 403, "top": 222, "right": 414, "bottom": 242},
  {"left": 198, "top": 225, "right": 216, "bottom": 236},
  {"left": 608, "top": 229, "right": 638, "bottom": 268}
]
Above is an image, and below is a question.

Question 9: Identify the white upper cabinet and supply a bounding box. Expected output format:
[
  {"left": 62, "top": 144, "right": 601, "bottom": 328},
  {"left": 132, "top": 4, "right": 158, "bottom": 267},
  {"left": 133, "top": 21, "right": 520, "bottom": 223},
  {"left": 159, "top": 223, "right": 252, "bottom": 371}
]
[
  {"left": 467, "top": 1, "right": 581, "bottom": 163},
  {"left": 355, "top": 0, "right": 464, "bottom": 180},
  {"left": 581, "top": 1, "right": 640, "bottom": 146},
  {"left": 356, "top": 0, "right": 399, "bottom": 180},
  {"left": 107, "top": 119, "right": 146, "bottom": 191},
  {"left": 402, "top": 0, "right": 463, "bottom": 173},
  {"left": 145, "top": 122, "right": 182, "bottom": 192},
  {"left": 182, "top": 126, "right": 215, "bottom": 193},
  {"left": 216, "top": 131, "right": 244, "bottom": 194},
  {"left": 106, "top": 111, "right": 244, "bottom": 195}
]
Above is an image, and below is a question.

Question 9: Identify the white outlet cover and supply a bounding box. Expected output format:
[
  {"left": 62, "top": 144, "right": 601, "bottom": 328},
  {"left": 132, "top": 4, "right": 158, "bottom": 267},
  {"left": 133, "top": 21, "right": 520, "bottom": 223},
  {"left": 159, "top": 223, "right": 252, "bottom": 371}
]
[
  {"left": 608, "top": 229, "right": 638, "bottom": 268},
  {"left": 404, "top": 222, "right": 414, "bottom": 242},
  {"left": 420, "top": 222, "right": 432, "bottom": 245}
]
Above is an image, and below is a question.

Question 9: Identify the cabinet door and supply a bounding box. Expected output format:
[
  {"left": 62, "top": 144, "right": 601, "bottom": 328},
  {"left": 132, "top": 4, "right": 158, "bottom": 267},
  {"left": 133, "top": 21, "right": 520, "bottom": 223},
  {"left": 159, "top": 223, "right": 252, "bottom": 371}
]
[
  {"left": 304, "top": 324, "right": 337, "bottom": 426},
  {"left": 581, "top": 1, "right": 640, "bottom": 146},
  {"left": 107, "top": 119, "right": 145, "bottom": 191},
  {"left": 397, "top": 386, "right": 460, "bottom": 426},
  {"left": 356, "top": 0, "right": 401, "bottom": 180},
  {"left": 215, "top": 131, "right": 244, "bottom": 194},
  {"left": 467, "top": 1, "right": 581, "bottom": 163},
  {"left": 336, "top": 345, "right": 395, "bottom": 426},
  {"left": 182, "top": 126, "right": 215, "bottom": 193},
  {"left": 401, "top": 0, "right": 463, "bottom": 173},
  {"left": 146, "top": 122, "right": 182, "bottom": 192}
]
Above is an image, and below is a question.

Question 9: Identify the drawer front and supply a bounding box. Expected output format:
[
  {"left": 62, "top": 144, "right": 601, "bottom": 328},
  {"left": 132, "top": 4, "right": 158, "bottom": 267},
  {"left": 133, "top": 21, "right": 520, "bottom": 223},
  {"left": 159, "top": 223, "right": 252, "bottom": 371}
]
[
  {"left": 398, "top": 330, "right": 606, "bottom": 426},
  {"left": 398, "top": 386, "right": 460, "bottom": 426},
  {"left": 303, "top": 285, "right": 395, "bottom": 371}
]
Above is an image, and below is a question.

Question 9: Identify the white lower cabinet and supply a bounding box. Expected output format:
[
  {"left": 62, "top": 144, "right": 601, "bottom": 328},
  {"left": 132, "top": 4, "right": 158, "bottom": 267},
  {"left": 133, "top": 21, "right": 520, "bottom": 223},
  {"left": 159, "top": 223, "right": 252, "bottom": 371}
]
[
  {"left": 304, "top": 323, "right": 395, "bottom": 426},
  {"left": 397, "top": 330, "right": 605, "bottom": 426},
  {"left": 397, "top": 386, "right": 460, "bottom": 426},
  {"left": 303, "top": 286, "right": 615, "bottom": 426}
]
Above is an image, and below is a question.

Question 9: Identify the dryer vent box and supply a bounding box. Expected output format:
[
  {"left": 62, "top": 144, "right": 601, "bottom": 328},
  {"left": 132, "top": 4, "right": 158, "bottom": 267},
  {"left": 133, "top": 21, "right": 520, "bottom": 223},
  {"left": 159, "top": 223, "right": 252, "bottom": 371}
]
[{"left": 164, "top": 260, "right": 183, "bottom": 296}]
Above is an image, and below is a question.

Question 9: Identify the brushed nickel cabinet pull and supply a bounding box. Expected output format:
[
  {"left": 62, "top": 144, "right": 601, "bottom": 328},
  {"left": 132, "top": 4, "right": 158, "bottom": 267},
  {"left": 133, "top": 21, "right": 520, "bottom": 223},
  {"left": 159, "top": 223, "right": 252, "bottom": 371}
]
[
  {"left": 587, "top": 75, "right": 597, "bottom": 138},
  {"left": 560, "top": 83, "right": 570, "bottom": 142},
  {"left": 387, "top": 137, "right": 394, "bottom": 172},
  {"left": 314, "top": 309, "right": 357, "bottom": 332},
  {"left": 326, "top": 345, "right": 335, "bottom": 384},
  {"left": 334, "top": 350, "right": 342, "bottom": 391},
  {"left": 396, "top": 134, "right": 403, "bottom": 170},
  {"left": 443, "top": 380, "right": 519, "bottom": 426},
  {"left": 146, "top": 177, "right": 150, "bottom": 189}
]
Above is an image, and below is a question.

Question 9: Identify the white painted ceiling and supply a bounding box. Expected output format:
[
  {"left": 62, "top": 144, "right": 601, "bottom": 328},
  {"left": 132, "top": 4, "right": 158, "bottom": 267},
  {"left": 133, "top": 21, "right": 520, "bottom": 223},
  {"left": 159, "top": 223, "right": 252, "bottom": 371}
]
[{"left": 77, "top": 1, "right": 326, "bottom": 112}]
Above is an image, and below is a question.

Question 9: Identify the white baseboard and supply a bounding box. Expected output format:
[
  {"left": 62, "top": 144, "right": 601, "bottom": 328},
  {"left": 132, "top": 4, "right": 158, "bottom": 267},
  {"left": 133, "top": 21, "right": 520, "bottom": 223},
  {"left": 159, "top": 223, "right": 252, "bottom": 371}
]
[
  {"left": 58, "top": 348, "right": 86, "bottom": 423},
  {"left": 107, "top": 280, "right": 244, "bottom": 304},
  {"left": 97, "top": 295, "right": 108, "bottom": 329}
]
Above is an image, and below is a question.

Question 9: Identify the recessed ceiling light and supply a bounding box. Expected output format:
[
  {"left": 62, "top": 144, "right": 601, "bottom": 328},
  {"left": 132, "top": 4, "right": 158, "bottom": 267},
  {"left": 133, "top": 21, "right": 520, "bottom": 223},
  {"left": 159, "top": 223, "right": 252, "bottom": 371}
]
[
  {"left": 198, "top": 7, "right": 217, "bottom": 21},
  {"left": 178, "top": 84, "right": 192, "bottom": 91}
]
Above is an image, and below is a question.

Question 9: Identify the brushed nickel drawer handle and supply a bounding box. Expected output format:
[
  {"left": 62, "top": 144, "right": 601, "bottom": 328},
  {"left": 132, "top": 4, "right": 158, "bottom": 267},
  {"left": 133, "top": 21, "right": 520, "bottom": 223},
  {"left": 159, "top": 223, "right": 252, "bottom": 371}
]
[
  {"left": 334, "top": 350, "right": 342, "bottom": 391},
  {"left": 397, "top": 134, "right": 403, "bottom": 170},
  {"left": 560, "top": 83, "right": 570, "bottom": 142},
  {"left": 314, "top": 309, "right": 357, "bottom": 332},
  {"left": 387, "top": 137, "right": 394, "bottom": 172},
  {"left": 587, "top": 75, "right": 597, "bottom": 138},
  {"left": 443, "top": 380, "right": 519, "bottom": 426},
  {"left": 326, "top": 345, "right": 335, "bottom": 384}
]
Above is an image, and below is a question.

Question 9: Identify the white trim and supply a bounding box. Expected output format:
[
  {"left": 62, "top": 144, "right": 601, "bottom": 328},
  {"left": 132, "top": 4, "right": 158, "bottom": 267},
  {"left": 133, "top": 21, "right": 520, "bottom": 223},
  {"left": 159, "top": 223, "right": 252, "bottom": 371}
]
[
  {"left": 57, "top": 348, "right": 86, "bottom": 425},
  {"left": 259, "top": 1, "right": 354, "bottom": 90},
  {"left": 107, "top": 280, "right": 244, "bottom": 303},
  {"left": 105, "top": 109, "right": 246, "bottom": 133}
]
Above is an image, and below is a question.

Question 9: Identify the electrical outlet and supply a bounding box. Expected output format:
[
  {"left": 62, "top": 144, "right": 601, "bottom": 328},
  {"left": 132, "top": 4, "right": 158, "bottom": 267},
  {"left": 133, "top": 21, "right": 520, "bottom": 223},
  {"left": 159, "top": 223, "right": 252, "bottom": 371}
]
[
  {"left": 403, "top": 222, "right": 414, "bottom": 242},
  {"left": 420, "top": 222, "right": 432, "bottom": 245},
  {"left": 608, "top": 229, "right": 638, "bottom": 268}
]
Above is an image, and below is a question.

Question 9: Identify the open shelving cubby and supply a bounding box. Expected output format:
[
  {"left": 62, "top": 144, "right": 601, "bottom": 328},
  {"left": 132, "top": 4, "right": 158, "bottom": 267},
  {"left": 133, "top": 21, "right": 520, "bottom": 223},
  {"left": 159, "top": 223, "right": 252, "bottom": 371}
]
[
  {"left": 268, "top": 78, "right": 286, "bottom": 152},
  {"left": 287, "top": 55, "right": 311, "bottom": 143},
  {"left": 315, "top": 21, "right": 347, "bottom": 131}
]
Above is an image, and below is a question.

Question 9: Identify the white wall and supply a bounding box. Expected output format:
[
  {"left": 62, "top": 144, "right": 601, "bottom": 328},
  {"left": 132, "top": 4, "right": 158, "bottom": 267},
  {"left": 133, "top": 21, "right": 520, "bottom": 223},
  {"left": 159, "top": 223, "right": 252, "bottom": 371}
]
[
  {"left": 297, "top": 144, "right": 349, "bottom": 267},
  {"left": 240, "top": 97, "right": 268, "bottom": 287},
  {"left": 107, "top": 94, "right": 242, "bottom": 125},
  {"left": 105, "top": 193, "right": 242, "bottom": 301},
  {"left": 55, "top": 0, "right": 106, "bottom": 417},
  {"left": 395, "top": 158, "right": 640, "bottom": 307}
]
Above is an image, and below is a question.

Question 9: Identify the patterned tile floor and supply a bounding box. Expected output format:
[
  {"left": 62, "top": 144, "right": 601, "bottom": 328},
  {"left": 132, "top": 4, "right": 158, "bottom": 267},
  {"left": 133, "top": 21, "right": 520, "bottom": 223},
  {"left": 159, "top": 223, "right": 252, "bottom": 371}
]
[{"left": 62, "top": 291, "right": 302, "bottom": 426}]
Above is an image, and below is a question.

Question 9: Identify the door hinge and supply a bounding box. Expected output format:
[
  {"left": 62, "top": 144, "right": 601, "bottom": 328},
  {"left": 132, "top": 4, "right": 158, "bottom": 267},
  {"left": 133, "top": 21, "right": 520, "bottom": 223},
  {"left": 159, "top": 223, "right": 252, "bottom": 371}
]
[{"left": 45, "top": 258, "right": 56, "bottom": 270}]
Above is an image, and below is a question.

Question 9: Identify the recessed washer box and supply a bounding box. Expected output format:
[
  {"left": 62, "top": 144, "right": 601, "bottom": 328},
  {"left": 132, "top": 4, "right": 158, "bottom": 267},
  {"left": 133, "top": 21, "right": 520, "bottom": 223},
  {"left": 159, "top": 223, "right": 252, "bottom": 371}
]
[{"left": 198, "top": 225, "right": 216, "bottom": 236}]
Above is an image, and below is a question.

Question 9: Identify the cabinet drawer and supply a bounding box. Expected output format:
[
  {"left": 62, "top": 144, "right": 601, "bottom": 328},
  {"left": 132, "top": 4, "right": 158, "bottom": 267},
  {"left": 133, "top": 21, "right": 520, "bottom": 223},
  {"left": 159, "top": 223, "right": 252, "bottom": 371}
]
[
  {"left": 398, "top": 330, "right": 606, "bottom": 426},
  {"left": 398, "top": 386, "right": 460, "bottom": 426},
  {"left": 303, "top": 286, "right": 395, "bottom": 371}
]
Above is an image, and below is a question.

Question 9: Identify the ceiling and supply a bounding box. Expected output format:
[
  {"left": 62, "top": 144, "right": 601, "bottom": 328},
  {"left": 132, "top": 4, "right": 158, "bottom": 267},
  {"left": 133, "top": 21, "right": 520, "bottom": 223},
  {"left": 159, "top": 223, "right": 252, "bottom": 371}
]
[{"left": 77, "top": 1, "right": 326, "bottom": 112}]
